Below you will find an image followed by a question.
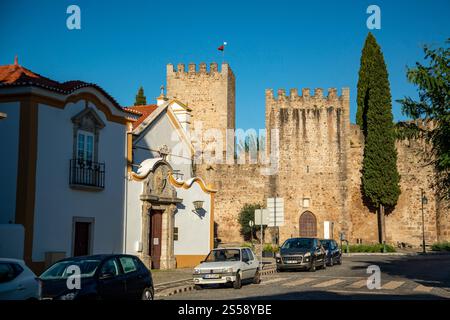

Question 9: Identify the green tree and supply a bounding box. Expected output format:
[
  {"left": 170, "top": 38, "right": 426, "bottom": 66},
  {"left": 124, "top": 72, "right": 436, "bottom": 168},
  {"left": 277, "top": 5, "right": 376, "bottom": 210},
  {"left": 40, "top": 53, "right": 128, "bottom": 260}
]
[
  {"left": 397, "top": 39, "right": 450, "bottom": 200},
  {"left": 357, "top": 33, "right": 401, "bottom": 243},
  {"left": 134, "top": 86, "right": 147, "bottom": 106},
  {"left": 238, "top": 203, "right": 263, "bottom": 241}
]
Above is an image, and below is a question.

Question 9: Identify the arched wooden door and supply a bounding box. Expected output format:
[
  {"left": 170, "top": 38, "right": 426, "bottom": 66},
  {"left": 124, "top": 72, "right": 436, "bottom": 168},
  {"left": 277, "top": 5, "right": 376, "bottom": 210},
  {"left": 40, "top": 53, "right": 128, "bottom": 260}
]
[{"left": 299, "top": 211, "right": 317, "bottom": 237}]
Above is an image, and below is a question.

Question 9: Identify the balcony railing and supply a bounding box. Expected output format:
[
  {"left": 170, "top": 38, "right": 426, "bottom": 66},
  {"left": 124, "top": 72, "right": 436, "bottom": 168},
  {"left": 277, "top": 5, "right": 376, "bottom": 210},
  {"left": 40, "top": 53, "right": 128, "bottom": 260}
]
[{"left": 69, "top": 159, "right": 105, "bottom": 189}]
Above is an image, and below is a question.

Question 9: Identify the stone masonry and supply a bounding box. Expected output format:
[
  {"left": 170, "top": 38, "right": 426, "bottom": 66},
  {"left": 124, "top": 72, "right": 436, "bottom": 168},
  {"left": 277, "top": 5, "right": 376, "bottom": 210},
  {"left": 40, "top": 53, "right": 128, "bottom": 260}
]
[{"left": 166, "top": 62, "right": 449, "bottom": 247}]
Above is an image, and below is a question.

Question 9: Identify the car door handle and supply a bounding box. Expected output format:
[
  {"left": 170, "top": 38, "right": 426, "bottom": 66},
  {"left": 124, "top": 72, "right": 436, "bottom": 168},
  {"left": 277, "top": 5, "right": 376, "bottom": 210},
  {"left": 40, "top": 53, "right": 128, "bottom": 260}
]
[{"left": 17, "top": 285, "right": 25, "bottom": 291}]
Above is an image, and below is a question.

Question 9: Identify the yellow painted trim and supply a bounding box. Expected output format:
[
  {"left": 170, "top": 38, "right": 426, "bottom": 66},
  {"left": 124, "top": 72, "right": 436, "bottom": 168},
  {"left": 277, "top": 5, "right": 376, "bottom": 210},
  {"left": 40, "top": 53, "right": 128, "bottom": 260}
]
[
  {"left": 168, "top": 173, "right": 217, "bottom": 194},
  {"left": 15, "top": 98, "right": 38, "bottom": 267},
  {"left": 175, "top": 255, "right": 207, "bottom": 268},
  {"left": 0, "top": 92, "right": 129, "bottom": 125},
  {"left": 210, "top": 192, "right": 215, "bottom": 250},
  {"left": 126, "top": 122, "right": 133, "bottom": 174}
]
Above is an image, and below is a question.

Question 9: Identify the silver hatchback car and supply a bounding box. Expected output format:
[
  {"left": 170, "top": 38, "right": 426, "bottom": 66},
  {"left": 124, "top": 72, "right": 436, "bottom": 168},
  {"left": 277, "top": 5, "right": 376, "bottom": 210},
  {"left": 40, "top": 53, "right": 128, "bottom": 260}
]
[{"left": 193, "top": 247, "right": 261, "bottom": 289}]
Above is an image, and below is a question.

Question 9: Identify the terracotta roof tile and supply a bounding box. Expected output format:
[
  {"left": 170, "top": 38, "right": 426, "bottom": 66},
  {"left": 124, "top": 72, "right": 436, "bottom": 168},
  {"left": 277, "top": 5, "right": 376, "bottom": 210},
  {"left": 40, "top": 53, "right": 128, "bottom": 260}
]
[
  {"left": 0, "top": 63, "right": 125, "bottom": 114},
  {"left": 123, "top": 105, "right": 159, "bottom": 129}
]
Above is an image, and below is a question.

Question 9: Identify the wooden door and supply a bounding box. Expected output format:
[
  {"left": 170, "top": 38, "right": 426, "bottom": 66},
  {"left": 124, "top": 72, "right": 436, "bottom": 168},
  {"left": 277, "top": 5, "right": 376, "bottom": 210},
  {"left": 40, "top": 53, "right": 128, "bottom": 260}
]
[
  {"left": 299, "top": 211, "right": 317, "bottom": 237},
  {"left": 150, "top": 210, "right": 163, "bottom": 269},
  {"left": 74, "top": 222, "right": 90, "bottom": 256}
]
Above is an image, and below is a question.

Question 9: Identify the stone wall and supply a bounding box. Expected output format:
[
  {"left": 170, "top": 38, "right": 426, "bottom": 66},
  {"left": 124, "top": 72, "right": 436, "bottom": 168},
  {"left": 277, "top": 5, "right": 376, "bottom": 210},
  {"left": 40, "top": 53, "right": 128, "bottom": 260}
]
[
  {"left": 167, "top": 62, "right": 449, "bottom": 247},
  {"left": 194, "top": 162, "right": 268, "bottom": 242},
  {"left": 348, "top": 125, "right": 448, "bottom": 247}
]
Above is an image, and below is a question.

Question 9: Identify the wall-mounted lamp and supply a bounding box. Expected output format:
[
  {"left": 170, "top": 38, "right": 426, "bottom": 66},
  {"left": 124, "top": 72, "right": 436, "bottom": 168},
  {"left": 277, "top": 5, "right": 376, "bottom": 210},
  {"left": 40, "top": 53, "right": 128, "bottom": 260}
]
[{"left": 192, "top": 200, "right": 204, "bottom": 214}]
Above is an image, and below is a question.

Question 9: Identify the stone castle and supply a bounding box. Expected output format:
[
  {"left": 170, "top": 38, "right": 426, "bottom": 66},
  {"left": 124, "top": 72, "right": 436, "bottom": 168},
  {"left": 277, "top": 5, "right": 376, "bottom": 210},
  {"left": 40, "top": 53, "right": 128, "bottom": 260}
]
[{"left": 165, "top": 62, "right": 449, "bottom": 247}]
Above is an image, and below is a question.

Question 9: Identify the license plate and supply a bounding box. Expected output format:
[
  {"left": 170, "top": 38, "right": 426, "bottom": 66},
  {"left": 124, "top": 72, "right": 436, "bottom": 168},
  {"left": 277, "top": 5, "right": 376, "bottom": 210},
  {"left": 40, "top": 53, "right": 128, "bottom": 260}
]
[
  {"left": 203, "top": 274, "right": 220, "bottom": 279},
  {"left": 286, "top": 260, "right": 298, "bottom": 264}
]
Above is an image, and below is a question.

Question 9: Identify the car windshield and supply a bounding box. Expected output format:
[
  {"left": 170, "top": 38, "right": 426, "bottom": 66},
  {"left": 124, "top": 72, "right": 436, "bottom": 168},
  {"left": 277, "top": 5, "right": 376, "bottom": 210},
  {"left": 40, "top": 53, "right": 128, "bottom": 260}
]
[
  {"left": 205, "top": 249, "right": 241, "bottom": 262},
  {"left": 321, "top": 240, "right": 331, "bottom": 248},
  {"left": 40, "top": 259, "right": 101, "bottom": 280},
  {"left": 281, "top": 238, "right": 314, "bottom": 249}
]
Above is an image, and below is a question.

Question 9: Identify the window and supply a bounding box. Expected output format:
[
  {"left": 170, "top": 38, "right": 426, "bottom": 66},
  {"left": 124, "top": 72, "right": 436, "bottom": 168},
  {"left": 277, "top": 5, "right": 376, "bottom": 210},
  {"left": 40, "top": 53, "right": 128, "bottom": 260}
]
[
  {"left": 242, "top": 249, "right": 250, "bottom": 261},
  {"left": 245, "top": 249, "right": 254, "bottom": 261},
  {"left": 119, "top": 257, "right": 137, "bottom": 274},
  {"left": 174, "top": 227, "right": 179, "bottom": 241},
  {"left": 77, "top": 130, "right": 94, "bottom": 162},
  {"left": 0, "top": 263, "right": 20, "bottom": 283},
  {"left": 100, "top": 258, "right": 120, "bottom": 277}
]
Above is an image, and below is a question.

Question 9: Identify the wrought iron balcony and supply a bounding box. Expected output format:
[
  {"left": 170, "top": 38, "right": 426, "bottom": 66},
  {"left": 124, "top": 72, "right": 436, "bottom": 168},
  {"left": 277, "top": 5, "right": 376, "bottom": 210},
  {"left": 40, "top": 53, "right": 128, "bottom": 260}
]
[{"left": 69, "top": 159, "right": 105, "bottom": 190}]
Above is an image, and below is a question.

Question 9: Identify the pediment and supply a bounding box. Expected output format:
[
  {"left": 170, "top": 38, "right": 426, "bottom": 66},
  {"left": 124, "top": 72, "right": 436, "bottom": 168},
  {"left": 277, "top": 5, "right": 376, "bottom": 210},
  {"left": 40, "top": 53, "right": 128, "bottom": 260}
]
[{"left": 71, "top": 106, "right": 106, "bottom": 130}]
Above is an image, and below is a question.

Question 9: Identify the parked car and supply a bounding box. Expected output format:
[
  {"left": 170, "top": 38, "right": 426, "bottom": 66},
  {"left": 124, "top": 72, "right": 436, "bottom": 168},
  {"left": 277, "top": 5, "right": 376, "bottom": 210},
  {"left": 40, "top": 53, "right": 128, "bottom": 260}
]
[
  {"left": 193, "top": 247, "right": 260, "bottom": 289},
  {"left": 320, "top": 239, "right": 342, "bottom": 266},
  {"left": 39, "top": 254, "right": 153, "bottom": 300},
  {"left": 0, "top": 258, "right": 41, "bottom": 300},
  {"left": 276, "top": 237, "right": 327, "bottom": 272}
]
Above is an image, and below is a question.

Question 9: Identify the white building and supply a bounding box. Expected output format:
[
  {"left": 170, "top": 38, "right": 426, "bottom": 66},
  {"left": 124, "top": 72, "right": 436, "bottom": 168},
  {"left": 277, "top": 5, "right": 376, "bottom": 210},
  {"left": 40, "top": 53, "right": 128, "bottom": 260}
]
[
  {"left": 0, "top": 60, "right": 216, "bottom": 272},
  {"left": 0, "top": 59, "right": 137, "bottom": 273},
  {"left": 124, "top": 95, "right": 216, "bottom": 269}
]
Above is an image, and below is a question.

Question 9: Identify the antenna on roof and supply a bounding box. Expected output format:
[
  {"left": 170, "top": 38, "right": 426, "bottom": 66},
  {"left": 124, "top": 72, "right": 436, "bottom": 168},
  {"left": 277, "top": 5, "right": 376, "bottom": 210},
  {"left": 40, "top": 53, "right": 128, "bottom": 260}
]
[{"left": 14, "top": 55, "right": 18, "bottom": 66}]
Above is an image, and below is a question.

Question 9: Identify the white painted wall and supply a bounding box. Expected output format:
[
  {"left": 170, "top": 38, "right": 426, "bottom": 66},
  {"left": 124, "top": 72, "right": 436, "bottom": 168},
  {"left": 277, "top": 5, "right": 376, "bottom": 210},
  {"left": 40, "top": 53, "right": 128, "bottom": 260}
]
[
  {"left": 0, "top": 224, "right": 24, "bottom": 259},
  {"left": 134, "top": 111, "right": 192, "bottom": 179},
  {"left": 32, "top": 99, "right": 127, "bottom": 261},
  {"left": 174, "top": 182, "right": 211, "bottom": 256},
  {"left": 124, "top": 179, "right": 143, "bottom": 255},
  {"left": 0, "top": 102, "right": 20, "bottom": 224}
]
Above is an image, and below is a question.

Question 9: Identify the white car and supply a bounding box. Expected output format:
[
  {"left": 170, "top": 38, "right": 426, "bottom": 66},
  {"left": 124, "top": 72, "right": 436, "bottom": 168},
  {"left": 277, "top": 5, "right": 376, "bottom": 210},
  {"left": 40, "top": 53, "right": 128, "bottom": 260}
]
[
  {"left": 193, "top": 247, "right": 261, "bottom": 289},
  {"left": 0, "top": 258, "right": 41, "bottom": 300}
]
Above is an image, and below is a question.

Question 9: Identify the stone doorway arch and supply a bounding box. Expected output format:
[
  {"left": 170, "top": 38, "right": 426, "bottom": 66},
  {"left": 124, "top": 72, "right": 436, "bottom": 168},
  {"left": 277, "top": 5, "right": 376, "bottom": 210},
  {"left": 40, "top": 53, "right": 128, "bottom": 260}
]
[{"left": 299, "top": 211, "right": 317, "bottom": 237}]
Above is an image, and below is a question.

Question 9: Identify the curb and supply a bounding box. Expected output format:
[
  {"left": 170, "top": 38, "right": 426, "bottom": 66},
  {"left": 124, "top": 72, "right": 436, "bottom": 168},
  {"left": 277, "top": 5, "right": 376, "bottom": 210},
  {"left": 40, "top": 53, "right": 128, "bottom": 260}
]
[
  {"left": 156, "top": 284, "right": 195, "bottom": 298},
  {"left": 156, "top": 266, "right": 277, "bottom": 298}
]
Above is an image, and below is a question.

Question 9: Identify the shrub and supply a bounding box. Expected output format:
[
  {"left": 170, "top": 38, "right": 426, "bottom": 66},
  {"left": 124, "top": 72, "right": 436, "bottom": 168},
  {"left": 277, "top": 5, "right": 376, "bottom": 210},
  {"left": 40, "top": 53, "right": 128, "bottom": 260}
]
[
  {"left": 263, "top": 244, "right": 279, "bottom": 253},
  {"left": 345, "top": 244, "right": 396, "bottom": 253},
  {"left": 241, "top": 242, "right": 253, "bottom": 248},
  {"left": 237, "top": 203, "right": 263, "bottom": 241},
  {"left": 431, "top": 242, "right": 450, "bottom": 251}
]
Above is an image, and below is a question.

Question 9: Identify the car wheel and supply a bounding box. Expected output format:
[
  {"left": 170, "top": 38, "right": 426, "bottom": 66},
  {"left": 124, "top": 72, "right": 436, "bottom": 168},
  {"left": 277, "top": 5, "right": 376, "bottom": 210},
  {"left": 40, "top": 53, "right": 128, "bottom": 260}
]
[
  {"left": 141, "top": 287, "right": 154, "bottom": 300},
  {"left": 233, "top": 272, "right": 242, "bottom": 289},
  {"left": 337, "top": 257, "right": 342, "bottom": 265},
  {"left": 329, "top": 256, "right": 334, "bottom": 266},
  {"left": 194, "top": 284, "right": 204, "bottom": 290},
  {"left": 309, "top": 260, "right": 316, "bottom": 272},
  {"left": 253, "top": 270, "right": 261, "bottom": 284}
]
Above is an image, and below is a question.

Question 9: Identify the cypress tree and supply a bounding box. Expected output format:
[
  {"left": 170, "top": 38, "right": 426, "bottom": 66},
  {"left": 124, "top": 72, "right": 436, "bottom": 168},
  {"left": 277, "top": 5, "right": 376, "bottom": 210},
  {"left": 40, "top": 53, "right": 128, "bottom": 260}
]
[
  {"left": 134, "top": 86, "right": 147, "bottom": 106},
  {"left": 358, "top": 33, "right": 401, "bottom": 243}
]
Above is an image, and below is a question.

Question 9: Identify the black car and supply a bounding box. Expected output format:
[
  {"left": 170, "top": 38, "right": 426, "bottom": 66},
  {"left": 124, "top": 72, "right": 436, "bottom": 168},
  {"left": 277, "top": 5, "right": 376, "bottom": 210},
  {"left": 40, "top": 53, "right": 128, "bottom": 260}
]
[
  {"left": 39, "top": 254, "right": 154, "bottom": 300},
  {"left": 276, "top": 238, "right": 327, "bottom": 272},
  {"left": 320, "top": 239, "right": 342, "bottom": 266}
]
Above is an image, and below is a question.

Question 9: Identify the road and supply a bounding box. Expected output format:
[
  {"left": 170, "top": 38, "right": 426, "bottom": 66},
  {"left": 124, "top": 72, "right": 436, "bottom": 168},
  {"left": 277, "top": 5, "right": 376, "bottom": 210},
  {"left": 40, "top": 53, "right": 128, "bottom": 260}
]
[{"left": 162, "top": 254, "right": 450, "bottom": 300}]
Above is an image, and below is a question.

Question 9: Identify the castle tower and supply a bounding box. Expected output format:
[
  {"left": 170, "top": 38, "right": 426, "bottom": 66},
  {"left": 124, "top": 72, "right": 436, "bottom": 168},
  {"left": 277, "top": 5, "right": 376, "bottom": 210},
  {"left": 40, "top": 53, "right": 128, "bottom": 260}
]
[
  {"left": 265, "top": 87, "right": 351, "bottom": 241},
  {"left": 166, "top": 62, "right": 236, "bottom": 156}
]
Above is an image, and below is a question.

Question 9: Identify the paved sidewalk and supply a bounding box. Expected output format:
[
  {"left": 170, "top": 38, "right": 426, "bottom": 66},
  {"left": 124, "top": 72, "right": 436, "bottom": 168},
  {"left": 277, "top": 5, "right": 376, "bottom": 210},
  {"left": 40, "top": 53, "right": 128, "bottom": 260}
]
[{"left": 152, "top": 268, "right": 193, "bottom": 285}]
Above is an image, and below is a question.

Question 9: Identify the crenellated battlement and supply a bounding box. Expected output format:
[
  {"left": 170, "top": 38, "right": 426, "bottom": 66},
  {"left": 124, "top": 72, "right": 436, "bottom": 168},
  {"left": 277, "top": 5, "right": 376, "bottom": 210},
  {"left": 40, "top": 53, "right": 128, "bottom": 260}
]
[
  {"left": 167, "top": 62, "right": 233, "bottom": 77},
  {"left": 265, "top": 87, "right": 349, "bottom": 105}
]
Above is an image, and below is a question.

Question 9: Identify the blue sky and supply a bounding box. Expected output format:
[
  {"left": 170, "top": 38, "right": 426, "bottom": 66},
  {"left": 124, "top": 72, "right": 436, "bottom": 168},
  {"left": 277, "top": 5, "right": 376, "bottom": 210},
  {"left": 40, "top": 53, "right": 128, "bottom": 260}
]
[{"left": 0, "top": 0, "right": 449, "bottom": 130}]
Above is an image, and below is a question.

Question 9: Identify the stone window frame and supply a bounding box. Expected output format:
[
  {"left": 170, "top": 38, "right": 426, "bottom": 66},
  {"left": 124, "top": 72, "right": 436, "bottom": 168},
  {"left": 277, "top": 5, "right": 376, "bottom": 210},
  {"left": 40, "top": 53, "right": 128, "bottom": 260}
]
[{"left": 71, "top": 102, "right": 106, "bottom": 163}]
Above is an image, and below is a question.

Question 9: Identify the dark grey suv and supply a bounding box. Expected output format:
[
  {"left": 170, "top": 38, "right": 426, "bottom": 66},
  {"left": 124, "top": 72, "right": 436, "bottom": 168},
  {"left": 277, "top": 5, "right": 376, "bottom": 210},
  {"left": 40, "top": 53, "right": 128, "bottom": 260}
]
[{"left": 276, "top": 238, "right": 327, "bottom": 272}]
